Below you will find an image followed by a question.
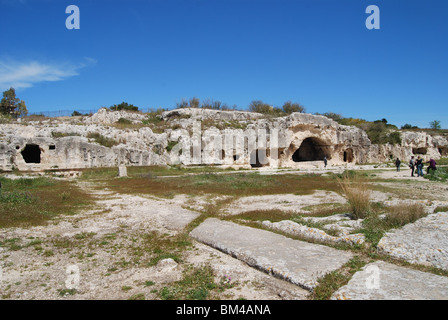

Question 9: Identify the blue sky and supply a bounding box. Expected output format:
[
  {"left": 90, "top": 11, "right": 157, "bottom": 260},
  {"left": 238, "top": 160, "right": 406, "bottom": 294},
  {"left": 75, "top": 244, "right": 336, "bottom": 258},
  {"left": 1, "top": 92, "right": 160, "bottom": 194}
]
[{"left": 1, "top": 0, "right": 447, "bottom": 128}]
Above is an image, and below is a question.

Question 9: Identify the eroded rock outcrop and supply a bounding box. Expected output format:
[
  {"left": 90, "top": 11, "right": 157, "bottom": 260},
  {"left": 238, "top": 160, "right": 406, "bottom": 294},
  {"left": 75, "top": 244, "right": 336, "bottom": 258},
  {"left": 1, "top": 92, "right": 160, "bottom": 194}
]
[{"left": 0, "top": 108, "right": 447, "bottom": 171}]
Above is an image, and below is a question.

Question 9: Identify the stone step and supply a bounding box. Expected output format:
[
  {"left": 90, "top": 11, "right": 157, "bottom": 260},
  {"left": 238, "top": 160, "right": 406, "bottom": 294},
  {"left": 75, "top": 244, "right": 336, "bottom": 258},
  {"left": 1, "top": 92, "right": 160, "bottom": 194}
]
[
  {"left": 189, "top": 218, "right": 353, "bottom": 291},
  {"left": 332, "top": 261, "right": 448, "bottom": 300}
]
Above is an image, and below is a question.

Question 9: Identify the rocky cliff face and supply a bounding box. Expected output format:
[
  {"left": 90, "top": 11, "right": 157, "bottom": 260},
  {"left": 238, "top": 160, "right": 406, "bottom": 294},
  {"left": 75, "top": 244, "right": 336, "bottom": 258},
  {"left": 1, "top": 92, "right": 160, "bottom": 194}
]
[{"left": 0, "top": 108, "right": 447, "bottom": 171}]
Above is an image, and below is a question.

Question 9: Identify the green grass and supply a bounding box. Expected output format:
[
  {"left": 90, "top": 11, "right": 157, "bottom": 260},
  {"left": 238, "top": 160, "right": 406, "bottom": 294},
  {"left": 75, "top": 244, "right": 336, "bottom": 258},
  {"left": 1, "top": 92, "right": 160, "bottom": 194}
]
[
  {"left": 356, "top": 202, "right": 428, "bottom": 248},
  {"left": 158, "top": 264, "right": 236, "bottom": 300},
  {"left": 0, "top": 176, "right": 95, "bottom": 228},
  {"left": 435, "top": 158, "right": 448, "bottom": 165},
  {"left": 311, "top": 256, "right": 368, "bottom": 300},
  {"left": 86, "top": 132, "right": 119, "bottom": 148},
  {"left": 424, "top": 166, "right": 448, "bottom": 182},
  {"left": 95, "top": 170, "right": 341, "bottom": 199}
]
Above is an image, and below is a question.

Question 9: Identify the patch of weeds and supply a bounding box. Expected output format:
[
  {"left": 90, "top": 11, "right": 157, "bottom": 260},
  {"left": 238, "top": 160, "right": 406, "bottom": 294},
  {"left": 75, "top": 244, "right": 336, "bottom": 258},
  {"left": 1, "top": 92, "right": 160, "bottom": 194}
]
[
  {"left": 300, "top": 203, "right": 350, "bottom": 217},
  {"left": 43, "top": 250, "right": 54, "bottom": 257},
  {"left": 311, "top": 256, "right": 368, "bottom": 300},
  {"left": 74, "top": 232, "right": 96, "bottom": 240},
  {"left": 159, "top": 286, "right": 182, "bottom": 300},
  {"left": 384, "top": 203, "right": 427, "bottom": 227},
  {"left": 140, "top": 231, "right": 191, "bottom": 267},
  {"left": 103, "top": 172, "right": 341, "bottom": 199},
  {"left": 144, "top": 281, "right": 155, "bottom": 287},
  {"left": 26, "top": 239, "right": 43, "bottom": 247},
  {"left": 158, "top": 264, "right": 217, "bottom": 300},
  {"left": 311, "top": 271, "right": 349, "bottom": 300},
  {"left": 87, "top": 132, "right": 119, "bottom": 148},
  {"left": 424, "top": 167, "right": 448, "bottom": 182},
  {"left": 0, "top": 191, "right": 36, "bottom": 204},
  {"left": 359, "top": 203, "right": 428, "bottom": 248},
  {"left": 358, "top": 214, "right": 388, "bottom": 247},
  {"left": 338, "top": 173, "right": 371, "bottom": 220},
  {"left": 121, "top": 286, "right": 133, "bottom": 292},
  {"left": 58, "top": 288, "right": 78, "bottom": 297},
  {"left": 128, "top": 293, "right": 145, "bottom": 300},
  {"left": 51, "top": 132, "right": 80, "bottom": 138},
  {"left": 0, "top": 177, "right": 94, "bottom": 229},
  {"left": 0, "top": 238, "right": 23, "bottom": 251},
  {"left": 59, "top": 191, "right": 71, "bottom": 201},
  {"left": 434, "top": 205, "right": 448, "bottom": 213}
]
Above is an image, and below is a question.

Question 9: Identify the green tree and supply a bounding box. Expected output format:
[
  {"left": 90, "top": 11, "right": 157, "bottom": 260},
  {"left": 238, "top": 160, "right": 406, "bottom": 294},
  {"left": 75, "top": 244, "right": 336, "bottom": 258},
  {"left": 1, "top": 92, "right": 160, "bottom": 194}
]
[
  {"left": 282, "top": 101, "right": 306, "bottom": 114},
  {"left": 109, "top": 102, "right": 139, "bottom": 112},
  {"left": 248, "top": 100, "right": 273, "bottom": 114},
  {"left": 0, "top": 87, "right": 28, "bottom": 118},
  {"left": 429, "top": 120, "right": 441, "bottom": 130}
]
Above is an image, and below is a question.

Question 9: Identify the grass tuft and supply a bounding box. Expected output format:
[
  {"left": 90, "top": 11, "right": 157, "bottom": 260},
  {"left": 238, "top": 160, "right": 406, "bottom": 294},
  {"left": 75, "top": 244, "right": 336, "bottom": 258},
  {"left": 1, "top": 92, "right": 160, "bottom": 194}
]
[
  {"left": 338, "top": 173, "right": 371, "bottom": 220},
  {"left": 384, "top": 203, "right": 427, "bottom": 227}
]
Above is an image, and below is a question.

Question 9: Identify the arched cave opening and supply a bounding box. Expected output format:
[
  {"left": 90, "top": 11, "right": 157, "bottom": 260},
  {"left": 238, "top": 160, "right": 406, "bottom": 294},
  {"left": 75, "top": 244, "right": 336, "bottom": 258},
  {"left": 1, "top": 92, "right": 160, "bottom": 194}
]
[
  {"left": 292, "top": 137, "right": 330, "bottom": 162},
  {"left": 21, "top": 144, "right": 41, "bottom": 164}
]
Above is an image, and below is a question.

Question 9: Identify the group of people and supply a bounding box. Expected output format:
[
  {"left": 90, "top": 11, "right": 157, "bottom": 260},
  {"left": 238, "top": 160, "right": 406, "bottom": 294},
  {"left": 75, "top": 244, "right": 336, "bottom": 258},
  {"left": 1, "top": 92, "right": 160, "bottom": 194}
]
[{"left": 395, "top": 156, "right": 437, "bottom": 177}]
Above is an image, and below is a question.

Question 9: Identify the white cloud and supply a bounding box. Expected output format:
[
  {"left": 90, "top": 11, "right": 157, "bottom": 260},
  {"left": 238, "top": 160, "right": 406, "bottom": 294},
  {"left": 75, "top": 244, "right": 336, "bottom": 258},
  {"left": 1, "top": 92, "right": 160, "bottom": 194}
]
[{"left": 0, "top": 58, "right": 96, "bottom": 91}]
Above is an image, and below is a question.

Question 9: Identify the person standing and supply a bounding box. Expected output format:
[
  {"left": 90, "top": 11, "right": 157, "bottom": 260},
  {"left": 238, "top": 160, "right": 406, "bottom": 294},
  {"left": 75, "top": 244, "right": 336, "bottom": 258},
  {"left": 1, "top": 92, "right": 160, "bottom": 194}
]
[
  {"left": 395, "top": 158, "right": 401, "bottom": 172},
  {"left": 323, "top": 156, "right": 327, "bottom": 168},
  {"left": 416, "top": 156, "right": 424, "bottom": 177},
  {"left": 409, "top": 156, "right": 415, "bottom": 177},
  {"left": 427, "top": 158, "right": 437, "bottom": 174}
]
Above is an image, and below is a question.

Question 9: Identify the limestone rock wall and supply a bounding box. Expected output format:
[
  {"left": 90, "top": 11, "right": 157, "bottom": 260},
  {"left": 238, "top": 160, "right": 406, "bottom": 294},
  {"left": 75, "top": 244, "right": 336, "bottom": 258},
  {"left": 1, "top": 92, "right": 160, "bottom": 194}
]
[{"left": 1, "top": 108, "right": 447, "bottom": 171}]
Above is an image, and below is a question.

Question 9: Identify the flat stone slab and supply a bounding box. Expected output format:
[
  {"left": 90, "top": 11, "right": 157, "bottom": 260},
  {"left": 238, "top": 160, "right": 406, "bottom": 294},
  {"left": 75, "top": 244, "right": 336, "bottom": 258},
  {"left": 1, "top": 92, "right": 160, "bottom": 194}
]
[
  {"left": 262, "top": 220, "right": 365, "bottom": 246},
  {"left": 189, "top": 218, "right": 353, "bottom": 291},
  {"left": 332, "top": 261, "right": 448, "bottom": 300},
  {"left": 377, "top": 212, "right": 448, "bottom": 270}
]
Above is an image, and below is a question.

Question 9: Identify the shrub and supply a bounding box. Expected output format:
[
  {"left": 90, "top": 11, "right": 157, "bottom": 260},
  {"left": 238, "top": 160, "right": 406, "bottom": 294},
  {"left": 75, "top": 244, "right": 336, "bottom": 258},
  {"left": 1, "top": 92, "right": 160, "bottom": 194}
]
[
  {"left": 0, "top": 113, "right": 12, "bottom": 124},
  {"left": 282, "top": 101, "right": 306, "bottom": 114},
  {"left": 116, "top": 117, "right": 132, "bottom": 125},
  {"left": 109, "top": 102, "right": 139, "bottom": 112},
  {"left": 52, "top": 131, "right": 80, "bottom": 138},
  {"left": 401, "top": 123, "right": 419, "bottom": 129},
  {"left": 248, "top": 100, "right": 273, "bottom": 114},
  {"left": 87, "top": 132, "right": 119, "bottom": 148}
]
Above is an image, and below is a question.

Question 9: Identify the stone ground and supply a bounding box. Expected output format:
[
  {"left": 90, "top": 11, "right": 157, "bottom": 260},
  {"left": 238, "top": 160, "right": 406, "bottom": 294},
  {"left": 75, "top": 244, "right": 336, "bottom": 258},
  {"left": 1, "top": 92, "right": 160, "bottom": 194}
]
[{"left": 1, "top": 166, "right": 448, "bottom": 300}]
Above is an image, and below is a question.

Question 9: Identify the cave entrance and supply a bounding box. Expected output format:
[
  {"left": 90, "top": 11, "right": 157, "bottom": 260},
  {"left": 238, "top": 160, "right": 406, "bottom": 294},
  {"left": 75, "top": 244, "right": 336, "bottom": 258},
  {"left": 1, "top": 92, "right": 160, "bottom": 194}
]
[
  {"left": 343, "top": 148, "right": 354, "bottom": 163},
  {"left": 438, "top": 147, "right": 448, "bottom": 156},
  {"left": 21, "top": 144, "right": 41, "bottom": 163},
  {"left": 292, "top": 137, "right": 330, "bottom": 162},
  {"left": 413, "top": 147, "right": 427, "bottom": 155}
]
